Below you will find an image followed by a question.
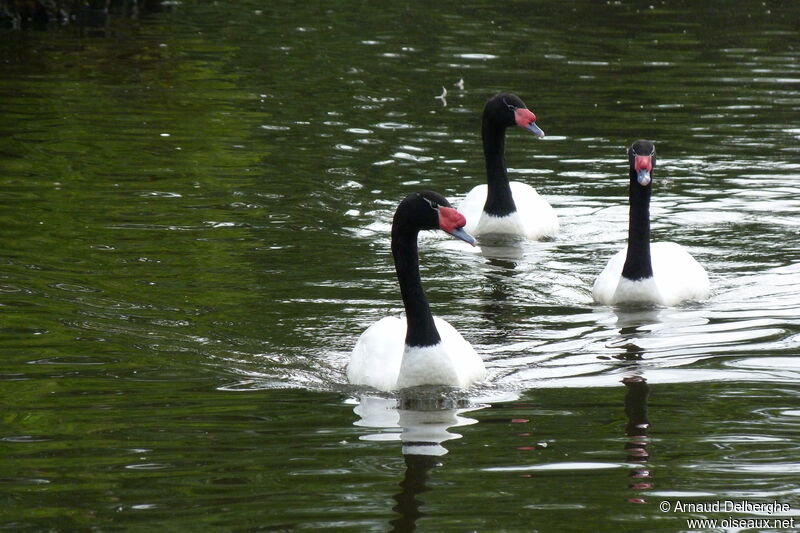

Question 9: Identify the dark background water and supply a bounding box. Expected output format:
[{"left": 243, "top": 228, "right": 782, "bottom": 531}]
[{"left": 1, "top": 1, "right": 799, "bottom": 531}]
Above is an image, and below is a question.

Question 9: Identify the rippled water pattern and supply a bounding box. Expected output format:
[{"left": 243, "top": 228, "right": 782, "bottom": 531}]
[{"left": 1, "top": 1, "right": 799, "bottom": 531}]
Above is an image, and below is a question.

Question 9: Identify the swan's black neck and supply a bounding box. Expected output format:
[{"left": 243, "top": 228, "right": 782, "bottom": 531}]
[
  {"left": 621, "top": 169, "right": 653, "bottom": 280},
  {"left": 482, "top": 118, "right": 517, "bottom": 217},
  {"left": 391, "top": 221, "right": 442, "bottom": 348}
]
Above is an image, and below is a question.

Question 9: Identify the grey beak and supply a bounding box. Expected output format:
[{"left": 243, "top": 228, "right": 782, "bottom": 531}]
[
  {"left": 447, "top": 226, "right": 477, "bottom": 246},
  {"left": 526, "top": 122, "right": 545, "bottom": 138}
]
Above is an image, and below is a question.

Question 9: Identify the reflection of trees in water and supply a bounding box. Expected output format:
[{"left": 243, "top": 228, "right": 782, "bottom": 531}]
[{"left": 1, "top": 0, "right": 170, "bottom": 30}]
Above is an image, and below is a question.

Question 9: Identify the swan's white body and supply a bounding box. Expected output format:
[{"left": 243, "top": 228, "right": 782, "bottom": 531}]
[
  {"left": 593, "top": 242, "right": 710, "bottom": 306},
  {"left": 348, "top": 315, "right": 486, "bottom": 392},
  {"left": 459, "top": 182, "right": 558, "bottom": 240}
]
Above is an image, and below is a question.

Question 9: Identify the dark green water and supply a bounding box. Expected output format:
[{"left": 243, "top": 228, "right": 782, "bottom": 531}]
[{"left": 1, "top": 1, "right": 799, "bottom": 531}]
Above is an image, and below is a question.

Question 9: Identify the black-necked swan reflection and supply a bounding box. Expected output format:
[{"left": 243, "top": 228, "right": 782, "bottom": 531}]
[
  {"left": 349, "top": 395, "right": 487, "bottom": 531},
  {"left": 593, "top": 140, "right": 710, "bottom": 306},
  {"left": 347, "top": 191, "right": 486, "bottom": 391},
  {"left": 459, "top": 92, "right": 558, "bottom": 241},
  {"left": 351, "top": 395, "right": 483, "bottom": 456}
]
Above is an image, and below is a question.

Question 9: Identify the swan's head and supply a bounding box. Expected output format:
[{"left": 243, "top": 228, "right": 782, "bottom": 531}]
[
  {"left": 485, "top": 93, "right": 545, "bottom": 138},
  {"left": 400, "top": 191, "right": 476, "bottom": 246},
  {"left": 628, "top": 140, "right": 656, "bottom": 187}
]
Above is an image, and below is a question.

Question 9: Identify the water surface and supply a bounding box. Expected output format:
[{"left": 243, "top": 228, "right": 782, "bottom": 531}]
[{"left": 1, "top": 1, "right": 799, "bottom": 530}]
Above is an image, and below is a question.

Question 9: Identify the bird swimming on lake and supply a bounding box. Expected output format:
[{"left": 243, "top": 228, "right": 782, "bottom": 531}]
[
  {"left": 592, "top": 140, "right": 710, "bottom": 306},
  {"left": 348, "top": 191, "right": 486, "bottom": 392},
  {"left": 458, "top": 93, "right": 559, "bottom": 241}
]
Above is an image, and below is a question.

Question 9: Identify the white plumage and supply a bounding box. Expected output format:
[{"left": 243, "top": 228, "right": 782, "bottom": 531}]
[
  {"left": 348, "top": 315, "right": 485, "bottom": 392},
  {"left": 347, "top": 191, "right": 485, "bottom": 392},
  {"left": 593, "top": 242, "right": 710, "bottom": 306},
  {"left": 459, "top": 182, "right": 559, "bottom": 240}
]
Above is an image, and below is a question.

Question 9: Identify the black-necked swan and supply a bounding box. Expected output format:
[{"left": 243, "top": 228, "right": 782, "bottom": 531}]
[
  {"left": 348, "top": 191, "right": 486, "bottom": 391},
  {"left": 459, "top": 92, "right": 558, "bottom": 240},
  {"left": 592, "top": 140, "right": 710, "bottom": 306}
]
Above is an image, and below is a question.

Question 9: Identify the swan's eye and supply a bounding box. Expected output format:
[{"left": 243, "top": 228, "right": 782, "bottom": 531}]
[
  {"left": 502, "top": 98, "right": 517, "bottom": 111},
  {"left": 421, "top": 196, "right": 440, "bottom": 211}
]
